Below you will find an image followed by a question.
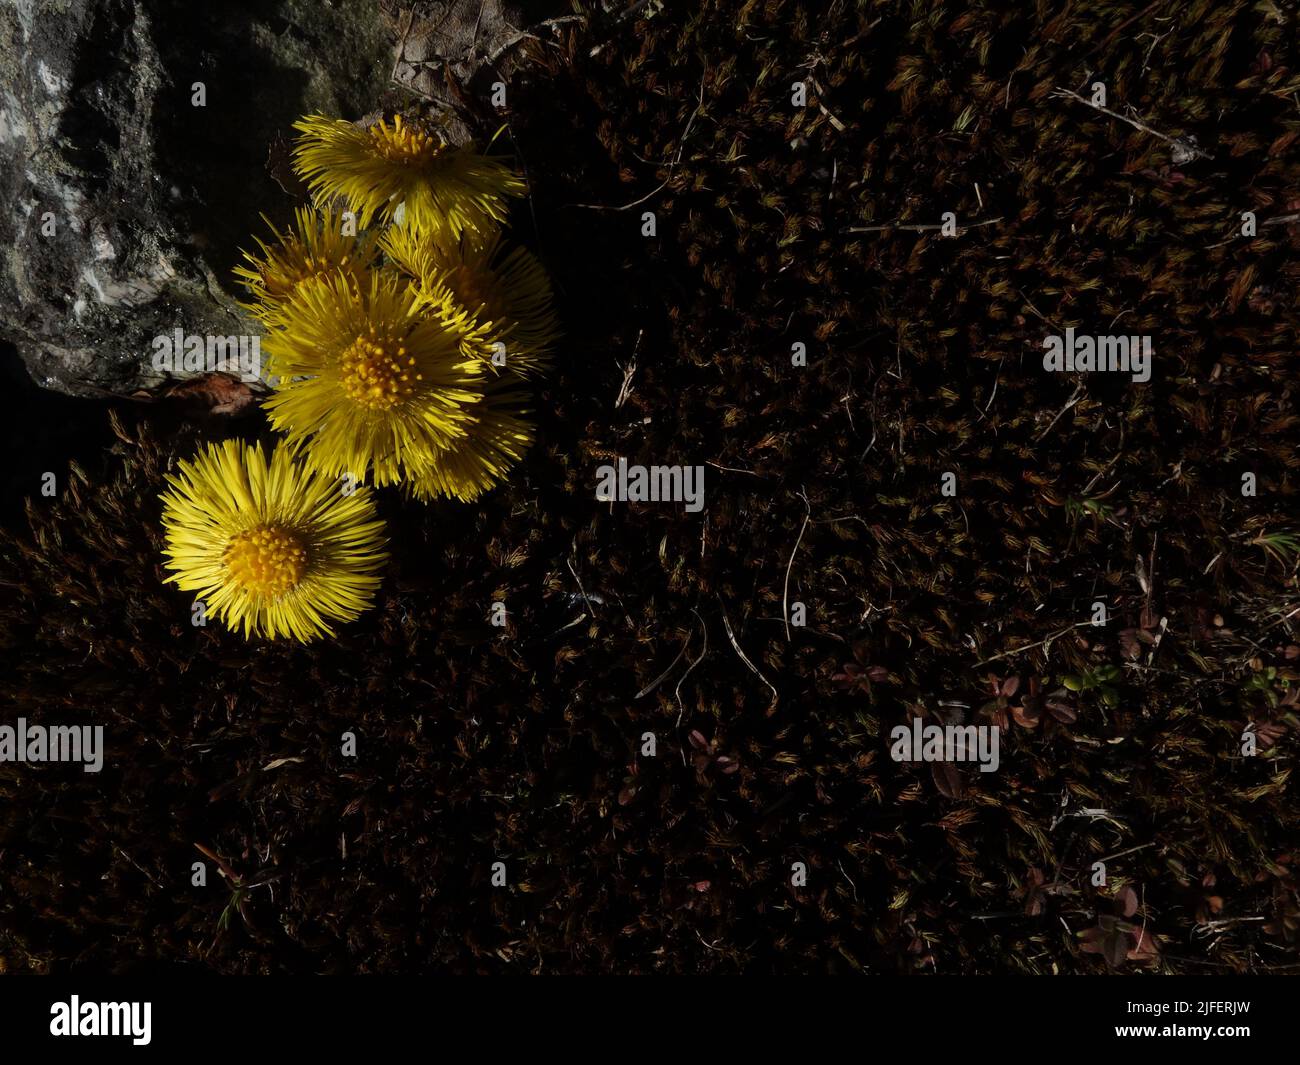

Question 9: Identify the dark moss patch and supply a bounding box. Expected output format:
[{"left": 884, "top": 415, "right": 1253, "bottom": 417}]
[{"left": 1, "top": 0, "right": 1298, "bottom": 974}]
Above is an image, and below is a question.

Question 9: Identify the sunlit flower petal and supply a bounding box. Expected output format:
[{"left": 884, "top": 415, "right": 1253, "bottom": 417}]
[
  {"left": 403, "top": 380, "right": 535, "bottom": 502},
  {"left": 234, "top": 206, "right": 377, "bottom": 324},
  {"left": 261, "top": 267, "right": 489, "bottom": 491},
  {"left": 382, "top": 224, "right": 560, "bottom": 379},
  {"left": 159, "top": 439, "right": 388, "bottom": 642},
  {"left": 291, "top": 113, "right": 526, "bottom": 244}
]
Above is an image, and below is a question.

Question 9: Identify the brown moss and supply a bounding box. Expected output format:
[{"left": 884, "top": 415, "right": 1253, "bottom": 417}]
[{"left": 1, "top": 0, "right": 1298, "bottom": 973}]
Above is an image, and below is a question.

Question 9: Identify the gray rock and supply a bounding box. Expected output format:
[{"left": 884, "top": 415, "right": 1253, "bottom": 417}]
[{"left": 0, "top": 0, "right": 392, "bottom": 397}]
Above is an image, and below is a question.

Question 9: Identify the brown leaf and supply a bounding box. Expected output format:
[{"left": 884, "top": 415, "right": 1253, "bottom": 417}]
[
  {"left": 1001, "top": 675, "right": 1020, "bottom": 697},
  {"left": 1117, "top": 885, "right": 1138, "bottom": 917},
  {"left": 159, "top": 372, "right": 258, "bottom": 416},
  {"left": 1011, "top": 701, "right": 1041, "bottom": 728},
  {"left": 930, "top": 760, "right": 964, "bottom": 799},
  {"left": 1104, "top": 929, "right": 1129, "bottom": 968},
  {"left": 1080, "top": 919, "right": 1126, "bottom": 967},
  {"left": 979, "top": 700, "right": 1009, "bottom": 730},
  {"left": 1127, "top": 929, "right": 1161, "bottom": 963},
  {"left": 1118, "top": 628, "right": 1142, "bottom": 661},
  {"left": 1079, "top": 927, "right": 1103, "bottom": 949}
]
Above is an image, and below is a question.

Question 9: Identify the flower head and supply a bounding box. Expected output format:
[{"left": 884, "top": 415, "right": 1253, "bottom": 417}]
[
  {"left": 382, "top": 225, "right": 560, "bottom": 379},
  {"left": 159, "top": 439, "right": 388, "bottom": 642},
  {"left": 261, "top": 267, "right": 488, "bottom": 490},
  {"left": 404, "top": 379, "right": 535, "bottom": 502},
  {"left": 234, "top": 206, "right": 376, "bottom": 324},
  {"left": 291, "top": 114, "right": 526, "bottom": 244}
]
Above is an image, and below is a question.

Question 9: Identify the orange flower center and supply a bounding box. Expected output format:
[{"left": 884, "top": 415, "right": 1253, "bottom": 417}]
[
  {"left": 264, "top": 246, "right": 357, "bottom": 299},
  {"left": 448, "top": 267, "right": 501, "bottom": 319},
  {"left": 368, "top": 115, "right": 443, "bottom": 166},
  {"left": 225, "top": 525, "right": 308, "bottom": 598},
  {"left": 339, "top": 329, "right": 423, "bottom": 410}
]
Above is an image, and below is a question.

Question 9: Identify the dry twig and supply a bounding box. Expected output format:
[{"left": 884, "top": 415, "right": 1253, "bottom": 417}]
[
  {"left": 717, "top": 596, "right": 779, "bottom": 714},
  {"left": 1052, "top": 86, "right": 1211, "bottom": 161}
]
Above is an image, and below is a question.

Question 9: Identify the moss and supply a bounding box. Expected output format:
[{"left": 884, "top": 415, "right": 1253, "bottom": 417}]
[{"left": 1, "top": 0, "right": 1298, "bottom": 973}]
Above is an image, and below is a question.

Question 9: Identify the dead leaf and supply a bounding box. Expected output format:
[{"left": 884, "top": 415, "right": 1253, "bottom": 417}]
[
  {"left": 1119, "top": 628, "right": 1142, "bottom": 661},
  {"left": 1011, "top": 701, "right": 1041, "bottom": 728},
  {"left": 157, "top": 372, "right": 259, "bottom": 416},
  {"left": 1127, "top": 928, "right": 1161, "bottom": 963},
  {"left": 1104, "top": 929, "right": 1129, "bottom": 968},
  {"left": 930, "top": 760, "right": 964, "bottom": 799},
  {"left": 1080, "top": 922, "right": 1129, "bottom": 968}
]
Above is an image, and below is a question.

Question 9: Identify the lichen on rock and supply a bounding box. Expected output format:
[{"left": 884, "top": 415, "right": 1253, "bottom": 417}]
[{"left": 0, "top": 0, "right": 392, "bottom": 397}]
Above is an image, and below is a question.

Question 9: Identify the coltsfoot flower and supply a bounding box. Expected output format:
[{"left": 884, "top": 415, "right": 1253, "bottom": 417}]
[
  {"left": 403, "top": 380, "right": 535, "bottom": 502},
  {"left": 291, "top": 113, "right": 526, "bottom": 244},
  {"left": 381, "top": 225, "right": 560, "bottom": 379},
  {"left": 159, "top": 439, "right": 388, "bottom": 642},
  {"left": 234, "top": 206, "right": 376, "bottom": 324},
  {"left": 261, "top": 267, "right": 488, "bottom": 490}
]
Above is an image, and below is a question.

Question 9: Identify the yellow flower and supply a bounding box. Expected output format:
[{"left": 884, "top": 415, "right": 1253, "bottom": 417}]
[
  {"left": 234, "top": 206, "right": 376, "bottom": 324},
  {"left": 404, "top": 379, "right": 535, "bottom": 502},
  {"left": 261, "top": 267, "right": 488, "bottom": 491},
  {"left": 159, "top": 439, "right": 388, "bottom": 642},
  {"left": 291, "top": 113, "right": 526, "bottom": 243},
  {"left": 381, "top": 225, "right": 560, "bottom": 379}
]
